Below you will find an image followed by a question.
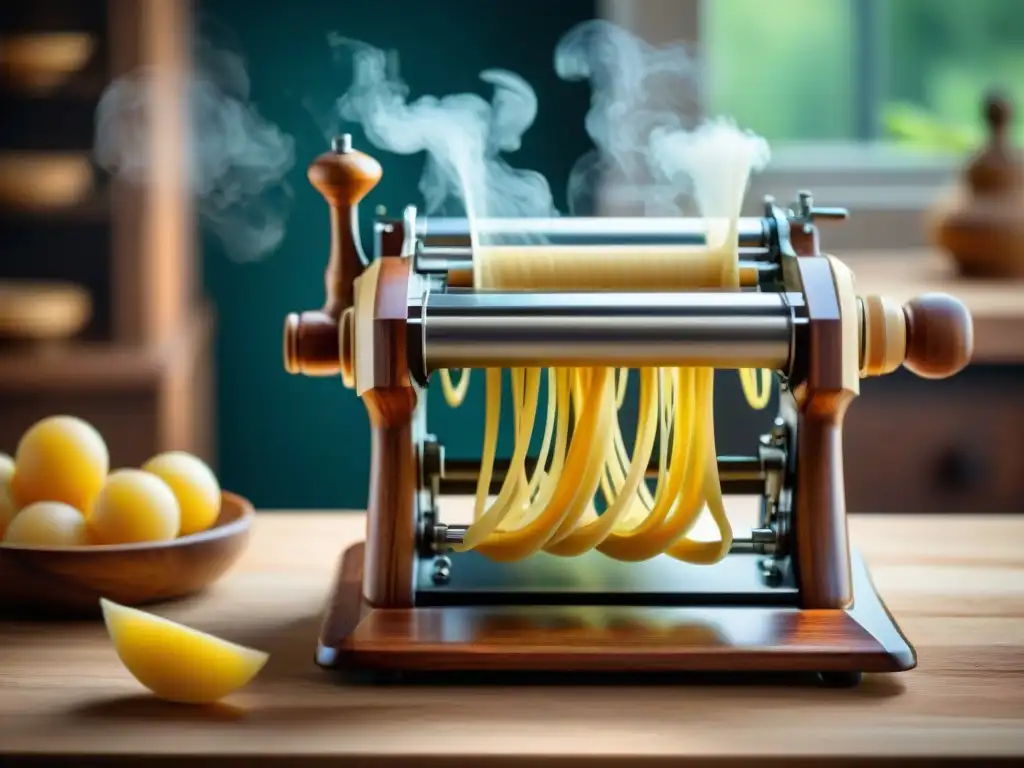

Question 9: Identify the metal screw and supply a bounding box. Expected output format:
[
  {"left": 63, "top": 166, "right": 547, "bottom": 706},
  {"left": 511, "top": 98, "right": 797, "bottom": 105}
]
[
  {"left": 332, "top": 134, "right": 353, "bottom": 154},
  {"left": 751, "top": 527, "right": 778, "bottom": 555},
  {"left": 770, "top": 417, "right": 787, "bottom": 445},
  {"left": 421, "top": 435, "right": 443, "bottom": 480},
  {"left": 432, "top": 556, "right": 452, "bottom": 585},
  {"left": 760, "top": 556, "right": 782, "bottom": 586},
  {"left": 797, "top": 190, "right": 813, "bottom": 218}
]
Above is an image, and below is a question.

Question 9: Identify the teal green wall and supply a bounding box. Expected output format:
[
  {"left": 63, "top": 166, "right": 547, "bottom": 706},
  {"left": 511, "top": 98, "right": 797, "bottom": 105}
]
[{"left": 201, "top": 0, "right": 600, "bottom": 509}]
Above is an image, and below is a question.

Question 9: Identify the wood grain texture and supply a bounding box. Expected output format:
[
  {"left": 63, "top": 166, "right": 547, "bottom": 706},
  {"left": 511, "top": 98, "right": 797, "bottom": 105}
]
[
  {"left": 306, "top": 144, "right": 381, "bottom": 318},
  {"left": 0, "top": 501, "right": 1021, "bottom": 766},
  {"left": 791, "top": 257, "right": 855, "bottom": 609},
  {"left": 0, "top": 491, "right": 253, "bottom": 616},
  {"left": 356, "top": 256, "right": 417, "bottom": 608}
]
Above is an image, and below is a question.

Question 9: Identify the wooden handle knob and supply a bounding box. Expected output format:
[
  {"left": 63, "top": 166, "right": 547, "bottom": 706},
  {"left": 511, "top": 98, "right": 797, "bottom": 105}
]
[
  {"left": 339, "top": 306, "right": 355, "bottom": 389},
  {"left": 283, "top": 310, "right": 340, "bottom": 377},
  {"left": 859, "top": 292, "right": 973, "bottom": 379},
  {"left": 903, "top": 292, "right": 973, "bottom": 379},
  {"left": 284, "top": 135, "right": 382, "bottom": 378},
  {"left": 859, "top": 294, "right": 907, "bottom": 376},
  {"left": 308, "top": 134, "right": 382, "bottom": 318}
]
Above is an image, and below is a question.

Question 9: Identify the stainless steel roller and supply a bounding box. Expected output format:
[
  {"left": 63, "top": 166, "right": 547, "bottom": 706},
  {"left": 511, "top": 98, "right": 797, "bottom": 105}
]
[
  {"left": 409, "top": 290, "right": 801, "bottom": 376},
  {"left": 440, "top": 456, "right": 767, "bottom": 496},
  {"left": 416, "top": 216, "right": 770, "bottom": 247},
  {"left": 414, "top": 245, "right": 779, "bottom": 272}
]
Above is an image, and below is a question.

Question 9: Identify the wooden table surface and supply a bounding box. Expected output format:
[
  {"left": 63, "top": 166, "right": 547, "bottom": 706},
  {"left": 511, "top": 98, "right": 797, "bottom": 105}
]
[{"left": 2, "top": 505, "right": 1023, "bottom": 766}]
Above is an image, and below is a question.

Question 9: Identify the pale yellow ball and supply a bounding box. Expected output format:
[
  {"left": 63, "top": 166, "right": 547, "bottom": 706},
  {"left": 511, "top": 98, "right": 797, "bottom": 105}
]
[
  {"left": 142, "top": 451, "right": 221, "bottom": 536},
  {"left": 11, "top": 416, "right": 109, "bottom": 515},
  {"left": 3, "top": 501, "right": 89, "bottom": 547},
  {"left": 89, "top": 469, "right": 180, "bottom": 545}
]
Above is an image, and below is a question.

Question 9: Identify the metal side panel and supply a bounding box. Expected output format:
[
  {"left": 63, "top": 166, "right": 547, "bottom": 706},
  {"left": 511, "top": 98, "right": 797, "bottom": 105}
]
[{"left": 415, "top": 549, "right": 797, "bottom": 607}]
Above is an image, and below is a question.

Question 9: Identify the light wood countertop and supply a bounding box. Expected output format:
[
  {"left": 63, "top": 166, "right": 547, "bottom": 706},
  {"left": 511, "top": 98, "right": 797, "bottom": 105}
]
[{"left": 1, "top": 504, "right": 1023, "bottom": 766}]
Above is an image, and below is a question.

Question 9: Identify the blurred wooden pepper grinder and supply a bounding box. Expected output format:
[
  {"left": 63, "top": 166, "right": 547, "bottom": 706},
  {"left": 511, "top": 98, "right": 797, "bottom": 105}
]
[{"left": 929, "top": 92, "right": 1024, "bottom": 278}]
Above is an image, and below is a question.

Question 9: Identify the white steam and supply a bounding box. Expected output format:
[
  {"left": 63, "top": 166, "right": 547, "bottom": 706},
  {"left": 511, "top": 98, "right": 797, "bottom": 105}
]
[
  {"left": 92, "top": 18, "right": 769, "bottom": 264},
  {"left": 329, "top": 20, "right": 768, "bottom": 236},
  {"left": 554, "top": 19, "right": 698, "bottom": 215},
  {"left": 555, "top": 19, "right": 770, "bottom": 219},
  {"left": 94, "top": 34, "right": 295, "bottom": 262},
  {"left": 329, "top": 34, "right": 558, "bottom": 235},
  {"left": 649, "top": 119, "right": 770, "bottom": 241}
]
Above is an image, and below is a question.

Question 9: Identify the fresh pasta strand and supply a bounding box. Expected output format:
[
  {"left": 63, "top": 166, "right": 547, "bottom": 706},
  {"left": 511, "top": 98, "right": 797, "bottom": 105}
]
[
  {"left": 739, "top": 368, "right": 772, "bottom": 410},
  {"left": 437, "top": 130, "right": 772, "bottom": 564},
  {"left": 445, "top": 245, "right": 740, "bottom": 564},
  {"left": 439, "top": 369, "right": 472, "bottom": 407},
  {"left": 456, "top": 368, "right": 541, "bottom": 550},
  {"left": 470, "top": 367, "right": 613, "bottom": 561}
]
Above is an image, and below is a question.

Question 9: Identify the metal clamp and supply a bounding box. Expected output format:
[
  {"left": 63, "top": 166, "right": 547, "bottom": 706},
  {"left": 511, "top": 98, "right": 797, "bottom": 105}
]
[
  {"left": 756, "top": 416, "right": 794, "bottom": 575},
  {"left": 791, "top": 190, "right": 849, "bottom": 233},
  {"left": 416, "top": 434, "right": 445, "bottom": 557}
]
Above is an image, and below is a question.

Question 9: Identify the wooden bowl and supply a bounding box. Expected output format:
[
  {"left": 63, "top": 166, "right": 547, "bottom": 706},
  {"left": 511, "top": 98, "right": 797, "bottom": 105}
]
[
  {"left": 0, "top": 33, "right": 95, "bottom": 93},
  {"left": 0, "top": 152, "right": 94, "bottom": 211},
  {"left": 0, "top": 491, "right": 254, "bottom": 617},
  {"left": 0, "top": 281, "right": 92, "bottom": 341}
]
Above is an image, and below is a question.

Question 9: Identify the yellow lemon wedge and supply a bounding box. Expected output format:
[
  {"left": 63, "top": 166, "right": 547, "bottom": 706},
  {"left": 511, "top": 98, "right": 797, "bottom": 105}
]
[{"left": 100, "top": 598, "right": 269, "bottom": 704}]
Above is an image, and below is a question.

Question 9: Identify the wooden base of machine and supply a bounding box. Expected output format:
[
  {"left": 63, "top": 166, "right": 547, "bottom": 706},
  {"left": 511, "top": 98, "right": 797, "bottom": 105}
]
[{"left": 316, "top": 543, "right": 915, "bottom": 686}]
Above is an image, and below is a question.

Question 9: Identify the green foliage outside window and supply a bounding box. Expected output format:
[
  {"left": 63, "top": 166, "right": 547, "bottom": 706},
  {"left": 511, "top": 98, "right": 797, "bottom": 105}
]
[{"left": 706, "top": 0, "right": 1024, "bottom": 153}]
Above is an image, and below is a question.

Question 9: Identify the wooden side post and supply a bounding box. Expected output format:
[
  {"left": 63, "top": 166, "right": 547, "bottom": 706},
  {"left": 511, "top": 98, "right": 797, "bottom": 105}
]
[
  {"left": 352, "top": 258, "right": 417, "bottom": 608},
  {"left": 790, "top": 256, "right": 859, "bottom": 609}
]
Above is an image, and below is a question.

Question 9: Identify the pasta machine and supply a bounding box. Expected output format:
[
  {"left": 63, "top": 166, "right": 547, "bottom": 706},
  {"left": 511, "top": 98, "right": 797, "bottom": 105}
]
[{"left": 283, "top": 135, "right": 974, "bottom": 686}]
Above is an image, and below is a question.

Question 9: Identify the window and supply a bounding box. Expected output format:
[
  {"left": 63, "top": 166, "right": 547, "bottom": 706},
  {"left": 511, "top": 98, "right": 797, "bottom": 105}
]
[
  {"left": 706, "top": 0, "right": 1024, "bottom": 148},
  {"left": 603, "top": 0, "right": 1024, "bottom": 250}
]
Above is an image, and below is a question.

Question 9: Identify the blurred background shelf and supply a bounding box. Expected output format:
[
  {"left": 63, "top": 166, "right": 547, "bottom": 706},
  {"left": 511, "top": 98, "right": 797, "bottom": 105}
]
[
  {"left": 0, "top": 0, "right": 210, "bottom": 468},
  {"left": 0, "top": 306, "right": 214, "bottom": 469},
  {"left": 0, "top": 184, "right": 110, "bottom": 223}
]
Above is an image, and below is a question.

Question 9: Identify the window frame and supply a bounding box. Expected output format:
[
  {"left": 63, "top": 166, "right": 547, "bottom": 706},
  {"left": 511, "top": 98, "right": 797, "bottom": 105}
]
[{"left": 598, "top": 0, "right": 963, "bottom": 252}]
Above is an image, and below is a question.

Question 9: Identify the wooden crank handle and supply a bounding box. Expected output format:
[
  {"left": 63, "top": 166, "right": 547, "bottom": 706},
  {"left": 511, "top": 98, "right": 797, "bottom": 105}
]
[
  {"left": 283, "top": 134, "right": 382, "bottom": 378},
  {"left": 859, "top": 292, "right": 974, "bottom": 379}
]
